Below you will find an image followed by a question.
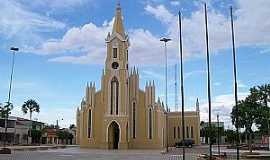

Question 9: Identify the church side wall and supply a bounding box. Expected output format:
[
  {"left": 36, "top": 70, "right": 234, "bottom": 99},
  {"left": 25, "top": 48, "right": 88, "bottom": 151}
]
[{"left": 168, "top": 112, "right": 200, "bottom": 147}]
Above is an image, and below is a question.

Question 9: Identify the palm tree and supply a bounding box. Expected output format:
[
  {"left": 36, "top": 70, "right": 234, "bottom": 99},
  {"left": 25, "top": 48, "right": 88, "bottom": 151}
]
[{"left": 22, "top": 99, "right": 40, "bottom": 120}]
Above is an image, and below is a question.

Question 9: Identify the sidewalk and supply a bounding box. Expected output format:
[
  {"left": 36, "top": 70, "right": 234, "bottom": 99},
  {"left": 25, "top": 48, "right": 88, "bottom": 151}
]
[{"left": 5, "top": 145, "right": 79, "bottom": 151}]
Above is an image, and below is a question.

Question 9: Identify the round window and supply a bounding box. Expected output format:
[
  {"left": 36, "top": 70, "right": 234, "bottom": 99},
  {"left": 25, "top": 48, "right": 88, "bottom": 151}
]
[{"left": 112, "top": 62, "right": 119, "bottom": 69}]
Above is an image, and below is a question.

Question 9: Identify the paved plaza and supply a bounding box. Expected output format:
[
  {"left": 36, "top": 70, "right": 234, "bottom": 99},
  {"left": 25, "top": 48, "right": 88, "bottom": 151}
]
[
  {"left": 0, "top": 147, "right": 199, "bottom": 160},
  {"left": 2, "top": 145, "right": 270, "bottom": 160}
]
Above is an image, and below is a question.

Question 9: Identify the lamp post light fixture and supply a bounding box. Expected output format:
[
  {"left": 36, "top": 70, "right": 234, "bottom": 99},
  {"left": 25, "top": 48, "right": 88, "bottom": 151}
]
[
  {"left": 1, "top": 47, "right": 19, "bottom": 154},
  {"left": 160, "top": 37, "right": 171, "bottom": 153}
]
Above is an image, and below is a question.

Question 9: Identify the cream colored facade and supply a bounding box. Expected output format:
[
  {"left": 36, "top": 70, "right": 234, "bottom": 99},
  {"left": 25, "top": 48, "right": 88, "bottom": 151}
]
[{"left": 76, "top": 4, "right": 200, "bottom": 149}]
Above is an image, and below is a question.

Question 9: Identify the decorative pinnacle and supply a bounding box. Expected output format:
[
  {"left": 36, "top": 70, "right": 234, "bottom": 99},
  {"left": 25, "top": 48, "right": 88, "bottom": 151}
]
[{"left": 116, "top": 1, "right": 121, "bottom": 9}]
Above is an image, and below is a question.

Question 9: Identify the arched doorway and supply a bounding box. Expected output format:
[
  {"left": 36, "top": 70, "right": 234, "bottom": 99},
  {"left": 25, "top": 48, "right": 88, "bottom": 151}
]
[{"left": 108, "top": 121, "right": 120, "bottom": 149}]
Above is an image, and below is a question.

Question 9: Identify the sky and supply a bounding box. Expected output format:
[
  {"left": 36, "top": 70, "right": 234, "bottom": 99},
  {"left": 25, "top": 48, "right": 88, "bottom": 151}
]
[{"left": 0, "top": 0, "right": 269, "bottom": 128}]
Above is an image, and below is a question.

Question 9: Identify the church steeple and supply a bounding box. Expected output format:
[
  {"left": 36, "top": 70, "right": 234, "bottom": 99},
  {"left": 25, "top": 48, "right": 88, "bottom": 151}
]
[
  {"left": 112, "top": 2, "right": 125, "bottom": 36},
  {"left": 196, "top": 98, "right": 200, "bottom": 112}
]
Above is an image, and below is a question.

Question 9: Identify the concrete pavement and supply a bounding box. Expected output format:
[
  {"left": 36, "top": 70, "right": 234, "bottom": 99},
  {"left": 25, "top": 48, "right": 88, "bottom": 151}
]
[{"left": 0, "top": 147, "right": 197, "bottom": 160}]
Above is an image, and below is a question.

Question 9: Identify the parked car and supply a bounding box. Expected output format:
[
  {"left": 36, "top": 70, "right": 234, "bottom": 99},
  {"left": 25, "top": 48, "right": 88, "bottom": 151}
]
[{"left": 175, "top": 139, "right": 195, "bottom": 148}]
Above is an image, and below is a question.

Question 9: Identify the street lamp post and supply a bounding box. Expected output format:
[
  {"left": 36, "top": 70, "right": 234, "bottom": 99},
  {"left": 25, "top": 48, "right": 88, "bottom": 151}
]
[
  {"left": 160, "top": 37, "right": 171, "bottom": 153},
  {"left": 217, "top": 114, "right": 220, "bottom": 157},
  {"left": 1, "top": 47, "right": 19, "bottom": 154}
]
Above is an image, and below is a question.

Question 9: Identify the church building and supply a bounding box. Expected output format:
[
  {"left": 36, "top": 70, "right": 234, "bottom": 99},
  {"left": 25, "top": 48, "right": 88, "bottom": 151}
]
[{"left": 76, "top": 3, "right": 200, "bottom": 149}]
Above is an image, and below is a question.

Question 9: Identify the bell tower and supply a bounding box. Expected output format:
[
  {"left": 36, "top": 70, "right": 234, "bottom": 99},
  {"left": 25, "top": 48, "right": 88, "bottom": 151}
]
[
  {"left": 103, "top": 2, "right": 129, "bottom": 116},
  {"left": 101, "top": 3, "right": 130, "bottom": 149},
  {"left": 105, "top": 3, "right": 129, "bottom": 73}
]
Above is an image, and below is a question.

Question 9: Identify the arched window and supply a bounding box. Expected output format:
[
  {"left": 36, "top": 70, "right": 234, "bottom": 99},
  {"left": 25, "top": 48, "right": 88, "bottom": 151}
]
[
  {"left": 113, "top": 48, "right": 117, "bottom": 58},
  {"left": 88, "top": 109, "right": 92, "bottom": 138},
  {"left": 177, "top": 126, "right": 180, "bottom": 139},
  {"left": 126, "top": 123, "right": 129, "bottom": 141},
  {"left": 148, "top": 107, "right": 153, "bottom": 139},
  {"left": 132, "top": 102, "right": 136, "bottom": 138},
  {"left": 186, "top": 126, "right": 189, "bottom": 138},
  {"left": 174, "top": 127, "right": 176, "bottom": 139},
  {"left": 126, "top": 50, "right": 128, "bottom": 61},
  {"left": 191, "top": 126, "right": 194, "bottom": 138},
  {"left": 111, "top": 77, "right": 119, "bottom": 115}
]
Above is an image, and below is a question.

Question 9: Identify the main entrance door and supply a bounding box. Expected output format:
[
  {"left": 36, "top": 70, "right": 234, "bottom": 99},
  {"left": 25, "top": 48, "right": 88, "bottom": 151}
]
[{"left": 108, "top": 121, "right": 120, "bottom": 149}]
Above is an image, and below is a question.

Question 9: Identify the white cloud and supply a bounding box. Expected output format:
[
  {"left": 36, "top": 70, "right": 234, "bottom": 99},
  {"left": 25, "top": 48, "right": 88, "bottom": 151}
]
[
  {"left": 144, "top": 0, "right": 270, "bottom": 62},
  {"left": 35, "top": 20, "right": 113, "bottom": 64},
  {"left": 185, "top": 70, "right": 205, "bottom": 79},
  {"left": 213, "top": 82, "right": 221, "bottom": 86},
  {"left": 170, "top": 1, "right": 180, "bottom": 6},
  {"left": 27, "top": 0, "right": 270, "bottom": 66},
  {"left": 145, "top": 5, "right": 175, "bottom": 24},
  {"left": 238, "top": 80, "right": 247, "bottom": 89},
  {"left": 0, "top": 0, "right": 66, "bottom": 48},
  {"left": 200, "top": 92, "right": 249, "bottom": 128},
  {"left": 260, "top": 48, "right": 270, "bottom": 54}
]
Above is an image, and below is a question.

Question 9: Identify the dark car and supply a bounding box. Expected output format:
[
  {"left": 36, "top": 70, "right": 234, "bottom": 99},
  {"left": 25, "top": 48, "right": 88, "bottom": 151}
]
[{"left": 175, "top": 139, "right": 195, "bottom": 148}]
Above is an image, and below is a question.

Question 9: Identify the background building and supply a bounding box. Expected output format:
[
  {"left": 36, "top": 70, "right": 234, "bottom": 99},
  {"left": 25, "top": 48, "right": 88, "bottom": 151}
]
[{"left": 0, "top": 116, "right": 44, "bottom": 145}]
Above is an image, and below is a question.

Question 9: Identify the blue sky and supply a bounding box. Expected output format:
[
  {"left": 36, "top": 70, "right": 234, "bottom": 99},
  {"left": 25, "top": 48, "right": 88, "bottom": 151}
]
[{"left": 0, "top": 0, "right": 269, "bottom": 128}]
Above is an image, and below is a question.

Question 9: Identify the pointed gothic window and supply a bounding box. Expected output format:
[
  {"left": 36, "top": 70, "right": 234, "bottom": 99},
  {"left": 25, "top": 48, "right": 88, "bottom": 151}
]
[
  {"left": 88, "top": 109, "right": 92, "bottom": 138},
  {"left": 132, "top": 102, "right": 136, "bottom": 138},
  {"left": 126, "top": 50, "right": 128, "bottom": 61},
  {"left": 148, "top": 107, "right": 152, "bottom": 139},
  {"left": 177, "top": 126, "right": 180, "bottom": 139},
  {"left": 174, "top": 127, "right": 176, "bottom": 139},
  {"left": 113, "top": 48, "right": 117, "bottom": 58},
  {"left": 186, "top": 126, "right": 189, "bottom": 138},
  {"left": 111, "top": 77, "right": 119, "bottom": 115},
  {"left": 191, "top": 126, "right": 194, "bottom": 138}
]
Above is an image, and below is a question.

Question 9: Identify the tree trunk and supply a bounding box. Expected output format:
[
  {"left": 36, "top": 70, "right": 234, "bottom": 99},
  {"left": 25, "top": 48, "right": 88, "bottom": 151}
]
[
  {"left": 30, "top": 111, "right": 32, "bottom": 120},
  {"left": 248, "top": 131, "right": 252, "bottom": 153}
]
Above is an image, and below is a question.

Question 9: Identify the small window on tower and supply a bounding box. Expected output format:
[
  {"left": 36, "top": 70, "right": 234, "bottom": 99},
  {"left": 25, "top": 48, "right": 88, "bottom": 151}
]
[
  {"left": 113, "top": 48, "right": 117, "bottom": 58},
  {"left": 126, "top": 50, "right": 128, "bottom": 61}
]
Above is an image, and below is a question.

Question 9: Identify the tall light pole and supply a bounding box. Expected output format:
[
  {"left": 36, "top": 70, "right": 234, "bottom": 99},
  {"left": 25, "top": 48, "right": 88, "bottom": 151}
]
[
  {"left": 217, "top": 114, "right": 220, "bottom": 157},
  {"left": 230, "top": 6, "right": 240, "bottom": 160},
  {"left": 203, "top": 4, "right": 213, "bottom": 158},
  {"left": 160, "top": 37, "right": 171, "bottom": 153},
  {"left": 2, "top": 47, "right": 19, "bottom": 153},
  {"left": 178, "top": 11, "right": 186, "bottom": 160}
]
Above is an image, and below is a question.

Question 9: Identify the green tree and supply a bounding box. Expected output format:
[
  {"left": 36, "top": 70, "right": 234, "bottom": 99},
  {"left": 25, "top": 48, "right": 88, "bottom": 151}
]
[
  {"left": 22, "top": 99, "right": 40, "bottom": 120},
  {"left": 56, "top": 130, "right": 65, "bottom": 144},
  {"left": 0, "top": 102, "right": 13, "bottom": 118},
  {"left": 69, "top": 124, "right": 75, "bottom": 130},
  {"left": 231, "top": 94, "right": 262, "bottom": 153},
  {"left": 225, "top": 129, "right": 237, "bottom": 144},
  {"left": 31, "top": 130, "right": 42, "bottom": 144},
  {"left": 250, "top": 84, "right": 270, "bottom": 134}
]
